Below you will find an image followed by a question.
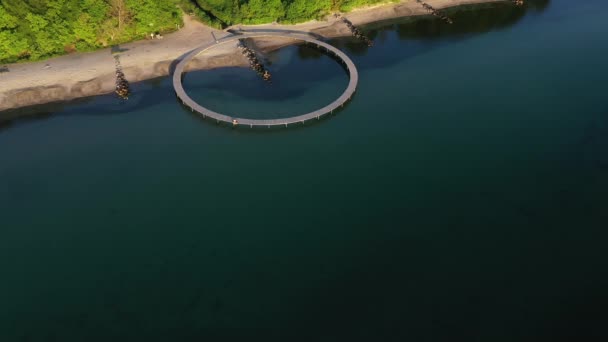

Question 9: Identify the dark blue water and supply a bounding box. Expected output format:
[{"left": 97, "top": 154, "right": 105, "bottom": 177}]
[{"left": 1, "top": 1, "right": 607, "bottom": 340}]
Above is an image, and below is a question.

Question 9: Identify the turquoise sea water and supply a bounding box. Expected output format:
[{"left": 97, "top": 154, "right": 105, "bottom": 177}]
[{"left": 1, "top": 0, "right": 607, "bottom": 340}]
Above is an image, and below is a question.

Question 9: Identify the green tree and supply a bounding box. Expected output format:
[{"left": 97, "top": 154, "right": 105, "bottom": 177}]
[
  {"left": 25, "top": 12, "right": 49, "bottom": 33},
  {"left": 241, "top": 0, "right": 285, "bottom": 23},
  {"left": 285, "top": 0, "right": 332, "bottom": 23},
  {"left": 126, "top": 0, "right": 181, "bottom": 36},
  {"left": 0, "top": 0, "right": 398, "bottom": 64},
  {"left": 73, "top": 13, "right": 98, "bottom": 45},
  {"left": 0, "top": 5, "right": 18, "bottom": 29}
]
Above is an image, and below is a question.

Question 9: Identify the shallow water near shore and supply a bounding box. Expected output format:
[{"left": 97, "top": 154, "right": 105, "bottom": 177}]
[{"left": 1, "top": 0, "right": 608, "bottom": 340}]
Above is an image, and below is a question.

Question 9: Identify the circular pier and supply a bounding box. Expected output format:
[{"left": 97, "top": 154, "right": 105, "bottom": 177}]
[{"left": 173, "top": 31, "right": 358, "bottom": 127}]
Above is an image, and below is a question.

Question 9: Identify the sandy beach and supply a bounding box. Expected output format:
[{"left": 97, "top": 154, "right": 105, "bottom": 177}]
[{"left": 0, "top": 0, "right": 504, "bottom": 112}]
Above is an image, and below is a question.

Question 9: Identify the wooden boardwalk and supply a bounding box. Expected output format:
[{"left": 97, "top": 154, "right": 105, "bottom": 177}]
[{"left": 172, "top": 31, "right": 358, "bottom": 127}]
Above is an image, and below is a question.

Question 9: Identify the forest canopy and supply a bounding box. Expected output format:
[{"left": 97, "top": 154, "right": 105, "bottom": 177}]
[
  {"left": 0, "top": 0, "right": 396, "bottom": 64},
  {"left": 190, "top": 0, "right": 396, "bottom": 26},
  {"left": 0, "top": 0, "right": 182, "bottom": 63}
]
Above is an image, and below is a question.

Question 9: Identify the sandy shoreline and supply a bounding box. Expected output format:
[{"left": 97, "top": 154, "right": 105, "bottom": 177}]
[{"left": 0, "top": 0, "right": 505, "bottom": 113}]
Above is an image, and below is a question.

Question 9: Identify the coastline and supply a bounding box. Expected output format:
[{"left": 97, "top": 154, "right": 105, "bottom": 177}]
[{"left": 0, "top": 0, "right": 506, "bottom": 113}]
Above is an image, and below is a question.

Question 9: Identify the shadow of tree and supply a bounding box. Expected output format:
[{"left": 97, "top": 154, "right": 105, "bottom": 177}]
[{"left": 111, "top": 45, "right": 130, "bottom": 54}]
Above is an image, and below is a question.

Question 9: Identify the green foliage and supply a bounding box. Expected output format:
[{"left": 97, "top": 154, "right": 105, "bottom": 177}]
[
  {"left": 191, "top": 0, "right": 398, "bottom": 26},
  {"left": 173, "top": 0, "right": 221, "bottom": 28},
  {"left": 339, "top": 0, "right": 398, "bottom": 12},
  {"left": 0, "top": 0, "right": 397, "bottom": 63},
  {"left": 0, "top": 0, "right": 182, "bottom": 63},
  {"left": 126, "top": 0, "right": 182, "bottom": 36},
  {"left": 284, "top": 0, "right": 332, "bottom": 24},
  {"left": 0, "top": 6, "right": 18, "bottom": 30},
  {"left": 240, "top": 0, "right": 285, "bottom": 24}
]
